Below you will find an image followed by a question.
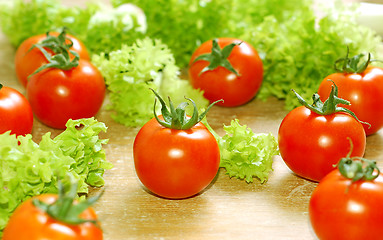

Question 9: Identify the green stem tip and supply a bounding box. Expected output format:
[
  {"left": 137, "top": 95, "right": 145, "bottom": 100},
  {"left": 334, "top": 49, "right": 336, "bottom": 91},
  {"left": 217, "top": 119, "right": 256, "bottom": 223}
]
[
  {"left": 151, "top": 88, "right": 222, "bottom": 130},
  {"left": 28, "top": 28, "right": 80, "bottom": 78},
  {"left": 32, "top": 179, "right": 103, "bottom": 227},
  {"left": 334, "top": 46, "right": 383, "bottom": 74},
  {"left": 336, "top": 138, "right": 380, "bottom": 182},
  {"left": 292, "top": 80, "right": 370, "bottom": 128},
  {"left": 193, "top": 38, "right": 241, "bottom": 76}
]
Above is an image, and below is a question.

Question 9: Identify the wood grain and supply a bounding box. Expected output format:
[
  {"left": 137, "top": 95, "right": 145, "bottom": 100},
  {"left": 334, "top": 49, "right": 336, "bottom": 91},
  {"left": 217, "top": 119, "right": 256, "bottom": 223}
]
[{"left": 1, "top": 1, "right": 383, "bottom": 239}]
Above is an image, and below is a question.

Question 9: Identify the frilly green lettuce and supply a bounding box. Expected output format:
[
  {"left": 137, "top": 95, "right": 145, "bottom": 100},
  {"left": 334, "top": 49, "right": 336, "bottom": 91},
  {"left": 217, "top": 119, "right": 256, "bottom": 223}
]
[
  {"left": 0, "top": 117, "right": 112, "bottom": 233},
  {"left": 0, "top": 0, "right": 146, "bottom": 55},
  {"left": 243, "top": 2, "right": 383, "bottom": 109},
  {"left": 92, "top": 37, "right": 208, "bottom": 127},
  {"left": 206, "top": 119, "right": 279, "bottom": 183}
]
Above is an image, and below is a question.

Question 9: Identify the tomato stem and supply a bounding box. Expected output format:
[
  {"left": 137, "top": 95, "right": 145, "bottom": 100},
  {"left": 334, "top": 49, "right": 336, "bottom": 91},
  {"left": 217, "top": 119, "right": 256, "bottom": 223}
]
[
  {"left": 151, "top": 88, "right": 222, "bottom": 130},
  {"left": 28, "top": 28, "right": 80, "bottom": 78},
  {"left": 292, "top": 81, "right": 370, "bottom": 127},
  {"left": 32, "top": 178, "right": 103, "bottom": 226},
  {"left": 193, "top": 38, "right": 241, "bottom": 76},
  {"left": 336, "top": 139, "right": 380, "bottom": 182},
  {"left": 334, "top": 46, "right": 382, "bottom": 74}
]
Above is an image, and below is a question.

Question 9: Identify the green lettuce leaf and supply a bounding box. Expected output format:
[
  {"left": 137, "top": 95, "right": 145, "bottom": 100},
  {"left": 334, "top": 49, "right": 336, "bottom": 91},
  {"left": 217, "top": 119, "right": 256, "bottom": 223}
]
[
  {"left": 92, "top": 37, "right": 208, "bottom": 127},
  {"left": 0, "top": 117, "right": 112, "bottom": 233},
  {"left": 0, "top": 0, "right": 146, "bottom": 55},
  {"left": 111, "top": 0, "right": 234, "bottom": 68},
  {"left": 206, "top": 119, "right": 279, "bottom": 183},
  {"left": 244, "top": 2, "right": 383, "bottom": 109},
  {"left": 0, "top": 0, "right": 63, "bottom": 46}
]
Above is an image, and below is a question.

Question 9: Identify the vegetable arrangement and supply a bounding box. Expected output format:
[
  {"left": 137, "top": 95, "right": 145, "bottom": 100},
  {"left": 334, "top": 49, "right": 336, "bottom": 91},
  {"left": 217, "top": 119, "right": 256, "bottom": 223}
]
[
  {"left": 0, "top": 118, "right": 112, "bottom": 234},
  {"left": 1, "top": 0, "right": 382, "bottom": 109},
  {"left": 0, "top": 0, "right": 383, "bottom": 239},
  {"left": 115, "top": 0, "right": 382, "bottom": 109}
]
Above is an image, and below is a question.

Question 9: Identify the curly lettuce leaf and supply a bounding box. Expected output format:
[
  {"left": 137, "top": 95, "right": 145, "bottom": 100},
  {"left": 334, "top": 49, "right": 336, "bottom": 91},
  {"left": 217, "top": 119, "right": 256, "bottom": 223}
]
[
  {"left": 112, "top": 0, "right": 233, "bottom": 67},
  {"left": 0, "top": 0, "right": 146, "bottom": 55},
  {"left": 0, "top": 117, "right": 112, "bottom": 233},
  {"left": 244, "top": 2, "right": 383, "bottom": 109},
  {"left": 81, "top": 3, "right": 146, "bottom": 55},
  {"left": 92, "top": 37, "right": 208, "bottom": 127},
  {"left": 0, "top": 0, "right": 63, "bottom": 46},
  {"left": 206, "top": 119, "right": 279, "bottom": 183},
  {"left": 54, "top": 118, "right": 113, "bottom": 188}
]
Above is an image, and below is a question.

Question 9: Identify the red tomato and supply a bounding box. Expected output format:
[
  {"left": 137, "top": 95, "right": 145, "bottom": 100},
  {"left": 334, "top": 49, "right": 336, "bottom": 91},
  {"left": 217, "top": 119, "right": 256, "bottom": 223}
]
[
  {"left": 188, "top": 38, "right": 263, "bottom": 107},
  {"left": 27, "top": 59, "right": 105, "bottom": 129},
  {"left": 15, "top": 32, "right": 90, "bottom": 88},
  {"left": 3, "top": 194, "right": 102, "bottom": 240},
  {"left": 318, "top": 66, "right": 383, "bottom": 136},
  {"left": 133, "top": 116, "right": 220, "bottom": 199},
  {"left": 278, "top": 106, "right": 366, "bottom": 182},
  {"left": 309, "top": 170, "right": 383, "bottom": 240},
  {"left": 0, "top": 85, "right": 33, "bottom": 135}
]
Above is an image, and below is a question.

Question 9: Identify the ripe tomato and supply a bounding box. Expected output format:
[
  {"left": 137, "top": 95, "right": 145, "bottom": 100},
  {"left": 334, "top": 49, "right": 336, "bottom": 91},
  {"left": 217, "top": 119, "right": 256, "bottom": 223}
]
[
  {"left": 15, "top": 31, "right": 89, "bottom": 87},
  {"left": 188, "top": 38, "right": 263, "bottom": 107},
  {"left": 318, "top": 66, "right": 383, "bottom": 136},
  {"left": 0, "top": 85, "right": 33, "bottom": 136},
  {"left": 309, "top": 170, "right": 383, "bottom": 240},
  {"left": 278, "top": 106, "right": 366, "bottom": 182},
  {"left": 27, "top": 59, "right": 105, "bottom": 129},
  {"left": 3, "top": 194, "right": 103, "bottom": 240},
  {"left": 133, "top": 116, "right": 220, "bottom": 199}
]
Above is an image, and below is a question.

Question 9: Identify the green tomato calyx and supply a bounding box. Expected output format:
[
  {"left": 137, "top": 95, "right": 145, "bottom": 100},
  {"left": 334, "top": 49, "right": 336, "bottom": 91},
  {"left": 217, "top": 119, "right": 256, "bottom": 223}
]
[
  {"left": 193, "top": 38, "right": 241, "bottom": 76},
  {"left": 336, "top": 139, "right": 380, "bottom": 182},
  {"left": 151, "top": 88, "right": 222, "bottom": 130},
  {"left": 334, "top": 46, "right": 381, "bottom": 74},
  {"left": 29, "top": 28, "right": 80, "bottom": 78},
  {"left": 32, "top": 178, "right": 102, "bottom": 226},
  {"left": 292, "top": 80, "right": 370, "bottom": 127}
]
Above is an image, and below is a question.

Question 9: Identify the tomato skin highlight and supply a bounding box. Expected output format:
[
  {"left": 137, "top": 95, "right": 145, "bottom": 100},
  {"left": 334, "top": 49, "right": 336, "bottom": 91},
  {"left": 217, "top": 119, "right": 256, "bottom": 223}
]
[
  {"left": 133, "top": 117, "right": 220, "bottom": 199},
  {"left": 0, "top": 86, "right": 33, "bottom": 136},
  {"left": 27, "top": 59, "right": 105, "bottom": 129},
  {"left": 309, "top": 170, "right": 383, "bottom": 240},
  {"left": 15, "top": 32, "right": 90, "bottom": 88},
  {"left": 188, "top": 38, "right": 263, "bottom": 107},
  {"left": 278, "top": 106, "right": 366, "bottom": 182},
  {"left": 2, "top": 194, "right": 103, "bottom": 240},
  {"left": 318, "top": 66, "right": 383, "bottom": 136}
]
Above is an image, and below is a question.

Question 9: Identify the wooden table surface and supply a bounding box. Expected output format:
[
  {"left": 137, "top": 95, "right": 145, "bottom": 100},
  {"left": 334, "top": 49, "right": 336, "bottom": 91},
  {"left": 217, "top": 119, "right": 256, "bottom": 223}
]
[{"left": 1, "top": 0, "right": 383, "bottom": 239}]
